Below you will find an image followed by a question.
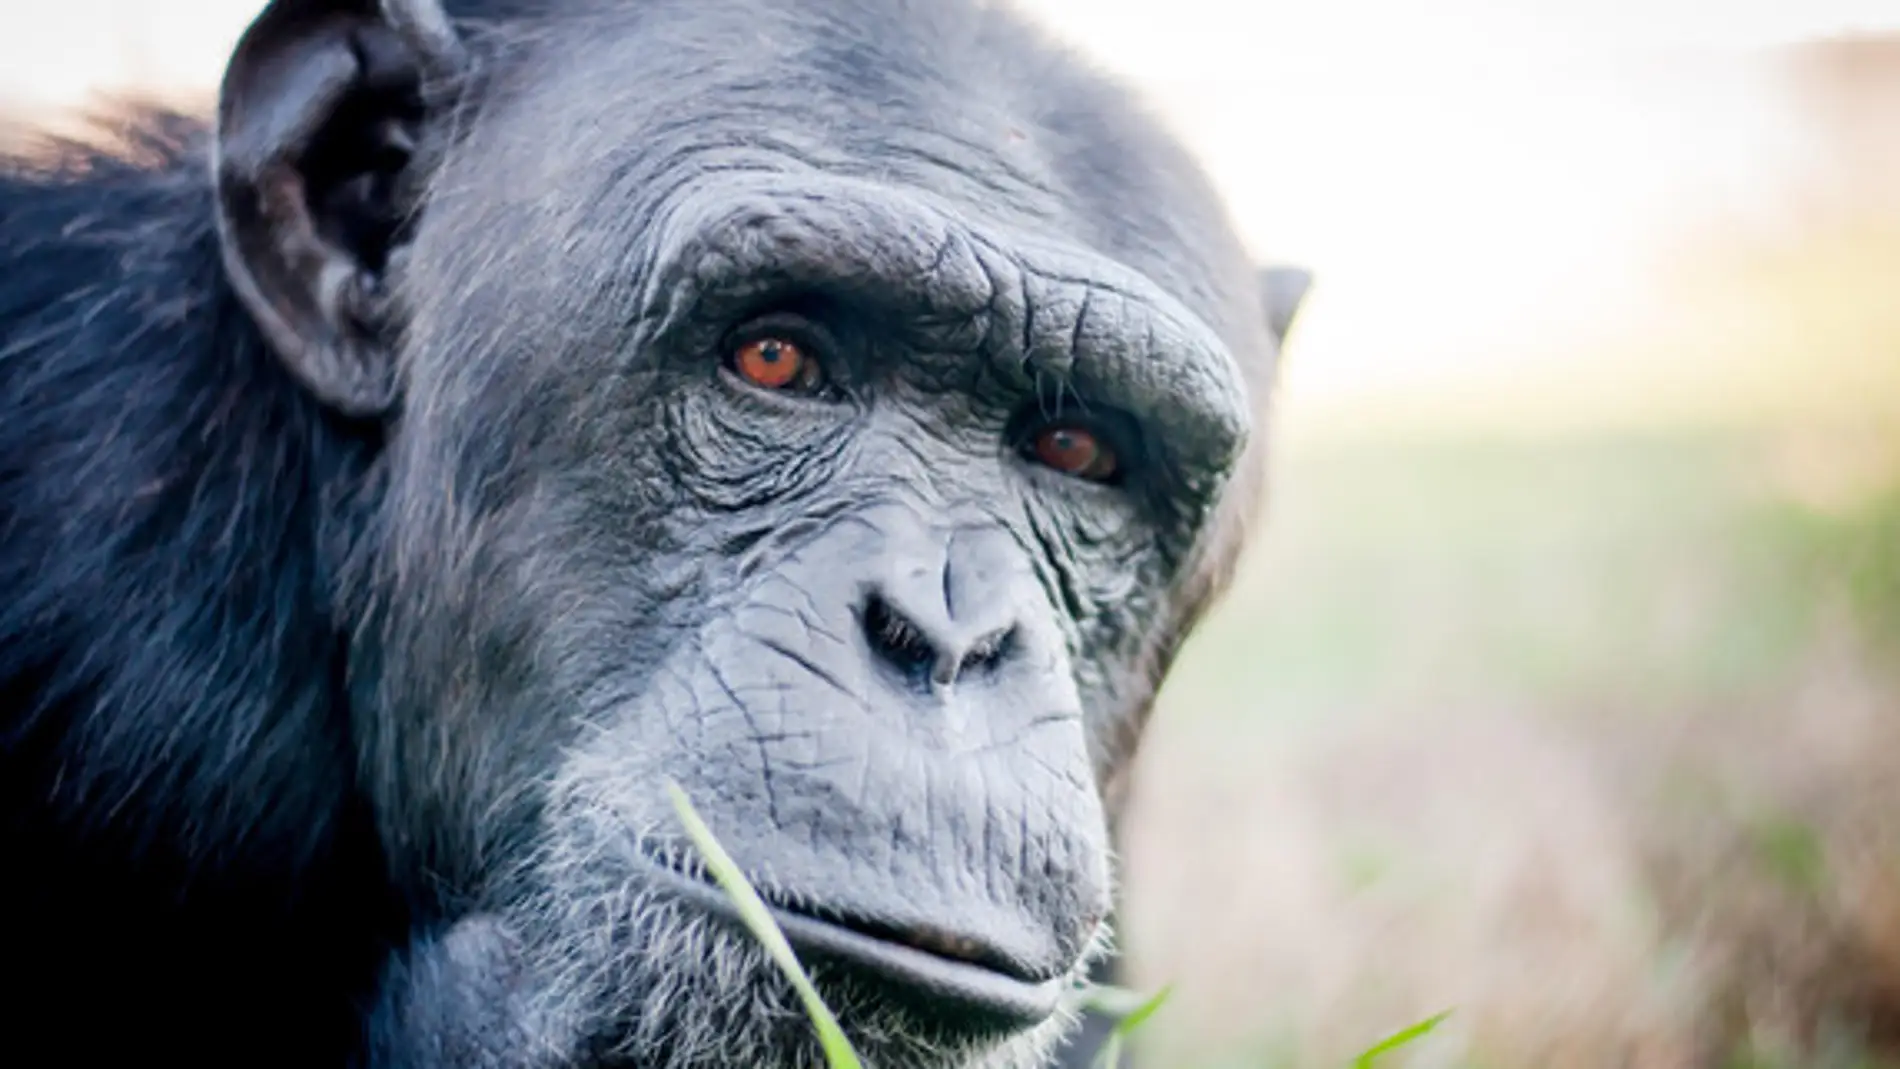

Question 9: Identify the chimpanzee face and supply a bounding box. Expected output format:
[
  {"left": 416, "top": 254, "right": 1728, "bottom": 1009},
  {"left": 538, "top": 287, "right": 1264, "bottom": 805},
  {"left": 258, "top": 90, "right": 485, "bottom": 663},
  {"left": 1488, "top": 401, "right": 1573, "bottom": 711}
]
[{"left": 209, "top": 1, "right": 1294, "bottom": 1065}]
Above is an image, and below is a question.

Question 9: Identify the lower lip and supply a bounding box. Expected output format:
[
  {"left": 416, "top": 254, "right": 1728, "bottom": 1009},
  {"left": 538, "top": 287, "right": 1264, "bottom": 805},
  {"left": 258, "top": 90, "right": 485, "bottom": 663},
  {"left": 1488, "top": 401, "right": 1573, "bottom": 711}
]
[{"left": 640, "top": 862, "right": 1072, "bottom": 1028}]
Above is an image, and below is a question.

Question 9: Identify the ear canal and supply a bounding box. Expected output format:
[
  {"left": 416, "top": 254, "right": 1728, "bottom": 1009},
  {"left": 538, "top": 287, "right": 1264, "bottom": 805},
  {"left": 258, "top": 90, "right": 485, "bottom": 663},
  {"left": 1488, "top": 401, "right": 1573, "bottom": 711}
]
[
  {"left": 213, "top": 0, "right": 466, "bottom": 418},
  {"left": 1257, "top": 264, "right": 1313, "bottom": 347}
]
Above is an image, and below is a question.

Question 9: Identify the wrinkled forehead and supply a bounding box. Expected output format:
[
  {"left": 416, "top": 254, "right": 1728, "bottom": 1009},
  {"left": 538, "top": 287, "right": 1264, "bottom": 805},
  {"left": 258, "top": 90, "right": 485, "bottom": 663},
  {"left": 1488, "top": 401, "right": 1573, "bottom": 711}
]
[
  {"left": 416, "top": 9, "right": 1043, "bottom": 307},
  {"left": 460, "top": 0, "right": 1063, "bottom": 224}
]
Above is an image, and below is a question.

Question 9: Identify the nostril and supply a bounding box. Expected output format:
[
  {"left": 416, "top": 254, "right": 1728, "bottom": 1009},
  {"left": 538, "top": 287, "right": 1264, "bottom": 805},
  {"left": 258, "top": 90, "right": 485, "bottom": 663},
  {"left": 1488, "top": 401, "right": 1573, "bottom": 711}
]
[
  {"left": 955, "top": 625, "right": 1016, "bottom": 680},
  {"left": 862, "top": 593, "right": 936, "bottom": 689},
  {"left": 861, "top": 592, "right": 1021, "bottom": 692}
]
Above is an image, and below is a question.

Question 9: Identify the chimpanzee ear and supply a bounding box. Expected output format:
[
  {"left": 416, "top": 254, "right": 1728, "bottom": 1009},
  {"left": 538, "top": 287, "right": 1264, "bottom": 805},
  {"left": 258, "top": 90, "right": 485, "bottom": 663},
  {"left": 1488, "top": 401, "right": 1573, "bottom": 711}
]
[
  {"left": 1258, "top": 264, "right": 1313, "bottom": 347},
  {"left": 214, "top": 0, "right": 467, "bottom": 417}
]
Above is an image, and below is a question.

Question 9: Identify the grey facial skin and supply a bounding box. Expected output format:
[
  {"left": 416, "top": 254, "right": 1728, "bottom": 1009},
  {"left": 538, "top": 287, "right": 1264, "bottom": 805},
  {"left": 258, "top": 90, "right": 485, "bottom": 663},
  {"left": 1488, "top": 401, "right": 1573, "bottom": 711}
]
[{"left": 0, "top": 0, "right": 1308, "bottom": 1066}]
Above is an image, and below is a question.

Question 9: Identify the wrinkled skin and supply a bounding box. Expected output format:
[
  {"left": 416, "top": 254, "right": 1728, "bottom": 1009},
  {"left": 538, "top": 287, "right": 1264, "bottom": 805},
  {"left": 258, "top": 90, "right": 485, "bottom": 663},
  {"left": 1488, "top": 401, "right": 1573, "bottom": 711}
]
[{"left": 0, "top": 1, "right": 1306, "bottom": 1066}]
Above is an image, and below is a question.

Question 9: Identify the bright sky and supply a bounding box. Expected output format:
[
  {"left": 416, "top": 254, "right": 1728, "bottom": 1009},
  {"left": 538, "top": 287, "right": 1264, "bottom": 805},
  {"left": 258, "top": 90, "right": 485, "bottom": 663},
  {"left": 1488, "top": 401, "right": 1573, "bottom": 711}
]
[
  {"left": 1012, "top": 0, "right": 1900, "bottom": 411},
  {"left": 3, "top": 1, "right": 1895, "bottom": 429},
  {"left": 1127, "top": 56, "right": 1773, "bottom": 385}
]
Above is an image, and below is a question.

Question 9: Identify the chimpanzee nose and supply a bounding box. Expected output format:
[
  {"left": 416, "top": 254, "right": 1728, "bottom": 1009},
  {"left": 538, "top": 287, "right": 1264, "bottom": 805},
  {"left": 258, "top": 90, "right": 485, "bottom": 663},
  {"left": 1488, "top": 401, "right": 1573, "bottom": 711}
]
[{"left": 860, "top": 586, "right": 1019, "bottom": 693}]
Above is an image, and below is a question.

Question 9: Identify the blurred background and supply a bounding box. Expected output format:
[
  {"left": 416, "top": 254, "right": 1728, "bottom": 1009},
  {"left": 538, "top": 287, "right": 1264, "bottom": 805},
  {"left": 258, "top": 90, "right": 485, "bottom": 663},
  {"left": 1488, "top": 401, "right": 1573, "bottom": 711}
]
[{"left": 6, "top": 2, "right": 1900, "bottom": 1066}]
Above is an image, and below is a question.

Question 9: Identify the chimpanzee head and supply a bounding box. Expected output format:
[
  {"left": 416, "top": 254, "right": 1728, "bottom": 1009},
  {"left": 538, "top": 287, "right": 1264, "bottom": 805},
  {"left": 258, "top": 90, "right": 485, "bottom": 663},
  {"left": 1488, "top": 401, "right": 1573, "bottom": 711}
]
[{"left": 212, "top": 0, "right": 1306, "bottom": 1065}]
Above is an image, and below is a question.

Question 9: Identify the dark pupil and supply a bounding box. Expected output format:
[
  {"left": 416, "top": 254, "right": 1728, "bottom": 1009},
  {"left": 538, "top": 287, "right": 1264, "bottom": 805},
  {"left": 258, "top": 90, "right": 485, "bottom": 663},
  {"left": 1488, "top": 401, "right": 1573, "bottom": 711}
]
[{"left": 759, "top": 341, "right": 784, "bottom": 363}]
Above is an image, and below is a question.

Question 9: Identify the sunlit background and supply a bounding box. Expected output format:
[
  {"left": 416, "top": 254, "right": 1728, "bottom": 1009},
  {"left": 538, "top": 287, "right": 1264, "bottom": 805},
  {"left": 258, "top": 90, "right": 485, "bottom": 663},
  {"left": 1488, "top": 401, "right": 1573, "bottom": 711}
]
[{"left": 7, "top": 2, "right": 1900, "bottom": 1066}]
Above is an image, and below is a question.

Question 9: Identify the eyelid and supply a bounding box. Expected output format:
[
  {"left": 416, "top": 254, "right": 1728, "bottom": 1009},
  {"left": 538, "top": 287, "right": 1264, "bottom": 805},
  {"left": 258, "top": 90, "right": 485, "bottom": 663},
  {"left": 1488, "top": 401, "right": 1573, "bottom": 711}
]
[
  {"left": 1009, "top": 403, "right": 1143, "bottom": 487},
  {"left": 722, "top": 305, "right": 843, "bottom": 360},
  {"left": 718, "top": 307, "right": 853, "bottom": 402}
]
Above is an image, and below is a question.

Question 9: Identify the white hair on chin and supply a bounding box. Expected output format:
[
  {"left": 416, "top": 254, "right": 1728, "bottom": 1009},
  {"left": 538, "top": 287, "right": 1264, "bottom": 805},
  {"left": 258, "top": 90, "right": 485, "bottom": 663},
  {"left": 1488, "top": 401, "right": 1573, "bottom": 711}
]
[{"left": 503, "top": 787, "right": 1105, "bottom": 1069}]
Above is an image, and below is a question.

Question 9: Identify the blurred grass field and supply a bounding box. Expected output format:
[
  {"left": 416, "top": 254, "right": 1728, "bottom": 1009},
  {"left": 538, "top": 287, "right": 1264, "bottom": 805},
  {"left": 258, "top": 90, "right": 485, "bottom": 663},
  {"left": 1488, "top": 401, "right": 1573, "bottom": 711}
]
[
  {"left": 1118, "top": 114, "right": 1900, "bottom": 1069},
  {"left": 1129, "top": 431, "right": 1900, "bottom": 1067}
]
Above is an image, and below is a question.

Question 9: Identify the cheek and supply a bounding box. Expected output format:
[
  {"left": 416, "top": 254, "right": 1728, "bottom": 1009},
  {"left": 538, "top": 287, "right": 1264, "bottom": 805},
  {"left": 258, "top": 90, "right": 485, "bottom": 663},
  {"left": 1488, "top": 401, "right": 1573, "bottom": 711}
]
[
  {"left": 1013, "top": 498, "right": 1171, "bottom": 767},
  {"left": 664, "top": 389, "right": 862, "bottom": 510},
  {"left": 1017, "top": 496, "right": 1162, "bottom": 638}
]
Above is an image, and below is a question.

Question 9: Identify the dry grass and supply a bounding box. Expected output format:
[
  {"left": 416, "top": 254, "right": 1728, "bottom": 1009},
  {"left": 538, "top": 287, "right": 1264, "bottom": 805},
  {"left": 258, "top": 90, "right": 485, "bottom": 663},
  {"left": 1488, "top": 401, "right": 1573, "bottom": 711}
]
[{"left": 1114, "top": 178, "right": 1900, "bottom": 1067}]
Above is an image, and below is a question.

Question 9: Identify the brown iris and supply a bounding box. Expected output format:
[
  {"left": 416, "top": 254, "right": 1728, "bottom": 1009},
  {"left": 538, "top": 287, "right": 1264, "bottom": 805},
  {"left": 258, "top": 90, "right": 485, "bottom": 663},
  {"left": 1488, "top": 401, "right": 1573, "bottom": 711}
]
[
  {"left": 1031, "top": 424, "right": 1118, "bottom": 482},
  {"left": 731, "top": 336, "right": 815, "bottom": 391}
]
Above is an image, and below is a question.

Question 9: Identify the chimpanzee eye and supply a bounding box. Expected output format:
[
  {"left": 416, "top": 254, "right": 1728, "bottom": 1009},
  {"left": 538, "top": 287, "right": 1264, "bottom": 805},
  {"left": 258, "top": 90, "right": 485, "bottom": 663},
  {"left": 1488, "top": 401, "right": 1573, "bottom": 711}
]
[
  {"left": 1026, "top": 422, "right": 1119, "bottom": 482},
  {"left": 728, "top": 335, "right": 824, "bottom": 393}
]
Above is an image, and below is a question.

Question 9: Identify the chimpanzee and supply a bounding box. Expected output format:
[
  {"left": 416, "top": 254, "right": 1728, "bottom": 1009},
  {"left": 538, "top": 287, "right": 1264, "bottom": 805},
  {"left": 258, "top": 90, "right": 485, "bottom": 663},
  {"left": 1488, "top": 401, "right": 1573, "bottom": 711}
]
[{"left": 0, "top": 0, "right": 1308, "bottom": 1065}]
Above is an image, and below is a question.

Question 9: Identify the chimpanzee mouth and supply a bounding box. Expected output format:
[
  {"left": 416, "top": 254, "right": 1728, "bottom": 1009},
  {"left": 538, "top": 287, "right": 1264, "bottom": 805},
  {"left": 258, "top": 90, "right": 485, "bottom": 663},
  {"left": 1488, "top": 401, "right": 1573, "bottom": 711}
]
[{"left": 635, "top": 845, "right": 1074, "bottom": 1029}]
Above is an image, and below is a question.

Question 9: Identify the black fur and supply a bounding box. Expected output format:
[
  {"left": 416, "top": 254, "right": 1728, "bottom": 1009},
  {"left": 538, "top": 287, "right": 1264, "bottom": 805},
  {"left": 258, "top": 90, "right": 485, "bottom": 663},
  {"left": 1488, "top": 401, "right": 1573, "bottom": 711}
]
[{"left": 0, "top": 114, "right": 396, "bottom": 1063}]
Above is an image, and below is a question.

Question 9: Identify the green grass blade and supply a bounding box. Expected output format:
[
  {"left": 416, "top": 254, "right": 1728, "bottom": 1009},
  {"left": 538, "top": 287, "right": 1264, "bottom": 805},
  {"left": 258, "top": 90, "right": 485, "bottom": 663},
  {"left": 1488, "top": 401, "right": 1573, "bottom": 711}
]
[
  {"left": 1075, "top": 983, "right": 1155, "bottom": 1020},
  {"left": 665, "top": 780, "right": 865, "bottom": 1069},
  {"left": 1352, "top": 1010, "right": 1453, "bottom": 1067},
  {"left": 1109, "top": 984, "right": 1173, "bottom": 1037},
  {"left": 1089, "top": 983, "right": 1173, "bottom": 1069}
]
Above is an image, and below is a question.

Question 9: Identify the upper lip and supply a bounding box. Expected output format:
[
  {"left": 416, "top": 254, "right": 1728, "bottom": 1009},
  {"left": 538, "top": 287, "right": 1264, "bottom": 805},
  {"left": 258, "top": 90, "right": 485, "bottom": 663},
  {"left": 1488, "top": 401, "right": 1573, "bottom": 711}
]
[{"left": 637, "top": 848, "right": 1076, "bottom": 1027}]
